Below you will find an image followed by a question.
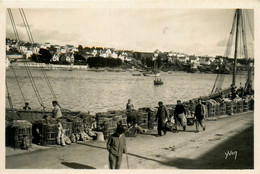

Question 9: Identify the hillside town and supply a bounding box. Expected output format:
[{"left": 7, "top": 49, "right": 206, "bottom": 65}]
[{"left": 6, "top": 38, "right": 253, "bottom": 73}]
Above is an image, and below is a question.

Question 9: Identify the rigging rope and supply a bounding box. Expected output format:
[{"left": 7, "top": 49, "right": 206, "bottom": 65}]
[
  {"left": 8, "top": 8, "right": 46, "bottom": 109},
  {"left": 211, "top": 10, "right": 237, "bottom": 93},
  {"left": 8, "top": 8, "right": 27, "bottom": 103},
  {"left": 7, "top": 9, "right": 20, "bottom": 41},
  {"left": 19, "top": 8, "right": 59, "bottom": 104},
  {"left": 10, "top": 66, "right": 26, "bottom": 103},
  {"left": 245, "top": 10, "right": 254, "bottom": 40},
  {"left": 6, "top": 81, "right": 15, "bottom": 118}
]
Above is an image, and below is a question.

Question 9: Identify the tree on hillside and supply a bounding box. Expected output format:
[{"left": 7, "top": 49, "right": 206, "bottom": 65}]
[{"left": 39, "top": 48, "right": 52, "bottom": 63}]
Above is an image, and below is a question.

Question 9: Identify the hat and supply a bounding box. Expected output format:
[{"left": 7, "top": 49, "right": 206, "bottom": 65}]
[
  {"left": 158, "top": 101, "right": 163, "bottom": 105},
  {"left": 177, "top": 100, "right": 181, "bottom": 102},
  {"left": 116, "top": 126, "right": 125, "bottom": 134}
]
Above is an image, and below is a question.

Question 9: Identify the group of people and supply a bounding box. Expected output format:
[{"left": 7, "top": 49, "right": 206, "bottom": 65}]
[
  {"left": 155, "top": 99, "right": 206, "bottom": 136},
  {"left": 106, "top": 98, "right": 207, "bottom": 169},
  {"left": 22, "top": 101, "right": 63, "bottom": 119}
]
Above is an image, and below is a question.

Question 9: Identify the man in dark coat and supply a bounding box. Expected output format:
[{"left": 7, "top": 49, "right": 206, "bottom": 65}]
[
  {"left": 194, "top": 99, "right": 206, "bottom": 132},
  {"left": 174, "top": 100, "right": 187, "bottom": 131},
  {"left": 155, "top": 101, "right": 169, "bottom": 136},
  {"left": 107, "top": 126, "right": 127, "bottom": 169}
]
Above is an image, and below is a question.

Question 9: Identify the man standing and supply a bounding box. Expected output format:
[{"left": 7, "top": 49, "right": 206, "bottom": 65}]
[
  {"left": 52, "top": 101, "right": 62, "bottom": 118},
  {"left": 23, "top": 102, "right": 31, "bottom": 110},
  {"left": 107, "top": 126, "right": 127, "bottom": 169},
  {"left": 126, "top": 99, "right": 134, "bottom": 111},
  {"left": 155, "top": 101, "right": 169, "bottom": 136},
  {"left": 174, "top": 100, "right": 187, "bottom": 131},
  {"left": 194, "top": 99, "right": 206, "bottom": 132}
]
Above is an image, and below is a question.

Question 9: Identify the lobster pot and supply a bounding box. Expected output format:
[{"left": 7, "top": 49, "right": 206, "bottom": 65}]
[
  {"left": 203, "top": 105, "right": 208, "bottom": 119},
  {"left": 147, "top": 109, "right": 157, "bottom": 129},
  {"left": 83, "top": 118, "right": 93, "bottom": 130},
  {"left": 243, "top": 100, "right": 248, "bottom": 112},
  {"left": 137, "top": 112, "right": 148, "bottom": 129},
  {"left": 232, "top": 102, "right": 238, "bottom": 114},
  {"left": 10, "top": 120, "right": 32, "bottom": 149},
  {"left": 96, "top": 114, "right": 114, "bottom": 131},
  {"left": 40, "top": 123, "right": 58, "bottom": 146},
  {"left": 73, "top": 120, "right": 84, "bottom": 134},
  {"left": 207, "top": 104, "right": 216, "bottom": 117},
  {"left": 67, "top": 117, "right": 84, "bottom": 134},
  {"left": 219, "top": 103, "right": 227, "bottom": 116},
  {"left": 59, "top": 120, "right": 73, "bottom": 137},
  {"left": 249, "top": 98, "right": 254, "bottom": 110},
  {"left": 236, "top": 100, "right": 243, "bottom": 113},
  {"left": 215, "top": 103, "right": 221, "bottom": 116},
  {"left": 225, "top": 101, "right": 233, "bottom": 115}
]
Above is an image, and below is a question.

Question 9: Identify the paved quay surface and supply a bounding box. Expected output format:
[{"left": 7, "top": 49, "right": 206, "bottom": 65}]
[{"left": 6, "top": 111, "right": 254, "bottom": 169}]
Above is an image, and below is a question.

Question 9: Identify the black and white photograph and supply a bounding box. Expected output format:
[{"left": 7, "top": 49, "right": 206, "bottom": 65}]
[{"left": 1, "top": 0, "right": 259, "bottom": 172}]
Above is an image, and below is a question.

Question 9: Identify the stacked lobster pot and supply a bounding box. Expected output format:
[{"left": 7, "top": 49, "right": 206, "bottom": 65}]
[
  {"left": 207, "top": 99, "right": 217, "bottom": 117},
  {"left": 145, "top": 107, "right": 158, "bottom": 129},
  {"left": 215, "top": 102, "right": 221, "bottom": 116},
  {"left": 78, "top": 113, "right": 96, "bottom": 130},
  {"left": 96, "top": 112, "right": 118, "bottom": 140},
  {"left": 136, "top": 110, "right": 149, "bottom": 129},
  {"left": 249, "top": 97, "right": 254, "bottom": 110},
  {"left": 236, "top": 99, "right": 244, "bottom": 113},
  {"left": 224, "top": 99, "right": 233, "bottom": 115},
  {"left": 8, "top": 120, "right": 32, "bottom": 150},
  {"left": 243, "top": 99, "right": 249, "bottom": 112},
  {"left": 108, "top": 110, "right": 127, "bottom": 127},
  {"left": 232, "top": 100, "right": 238, "bottom": 114},
  {"left": 219, "top": 102, "right": 227, "bottom": 116},
  {"left": 68, "top": 117, "right": 84, "bottom": 134},
  {"left": 39, "top": 120, "right": 59, "bottom": 146}
]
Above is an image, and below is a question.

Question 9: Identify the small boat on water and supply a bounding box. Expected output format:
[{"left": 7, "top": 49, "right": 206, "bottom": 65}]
[
  {"left": 154, "top": 78, "right": 163, "bottom": 85},
  {"left": 132, "top": 73, "right": 142, "bottom": 76},
  {"left": 143, "top": 71, "right": 160, "bottom": 77}
]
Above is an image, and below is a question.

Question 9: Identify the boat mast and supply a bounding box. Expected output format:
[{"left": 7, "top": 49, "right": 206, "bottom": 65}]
[{"left": 232, "top": 9, "right": 240, "bottom": 87}]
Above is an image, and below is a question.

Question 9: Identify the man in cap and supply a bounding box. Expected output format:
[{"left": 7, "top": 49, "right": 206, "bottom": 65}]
[
  {"left": 174, "top": 100, "right": 187, "bottom": 131},
  {"left": 194, "top": 98, "right": 206, "bottom": 132},
  {"left": 126, "top": 99, "right": 134, "bottom": 111},
  {"left": 155, "top": 101, "right": 169, "bottom": 136},
  {"left": 52, "top": 101, "right": 62, "bottom": 118},
  {"left": 23, "top": 102, "right": 31, "bottom": 110},
  {"left": 107, "top": 126, "right": 127, "bottom": 169}
]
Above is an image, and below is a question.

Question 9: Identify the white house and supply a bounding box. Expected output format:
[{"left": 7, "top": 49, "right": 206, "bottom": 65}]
[
  {"left": 199, "top": 56, "right": 211, "bottom": 65},
  {"left": 189, "top": 55, "right": 199, "bottom": 64},
  {"left": 52, "top": 53, "right": 60, "bottom": 62},
  {"left": 24, "top": 50, "right": 33, "bottom": 59},
  {"left": 111, "top": 51, "right": 118, "bottom": 59},
  {"left": 92, "top": 49, "right": 98, "bottom": 57},
  {"left": 100, "top": 49, "right": 112, "bottom": 58},
  {"left": 177, "top": 54, "right": 188, "bottom": 63}
]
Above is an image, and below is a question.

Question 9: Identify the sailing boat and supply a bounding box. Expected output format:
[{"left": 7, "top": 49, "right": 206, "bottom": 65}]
[
  {"left": 207, "top": 9, "right": 254, "bottom": 100},
  {"left": 143, "top": 52, "right": 161, "bottom": 77}
]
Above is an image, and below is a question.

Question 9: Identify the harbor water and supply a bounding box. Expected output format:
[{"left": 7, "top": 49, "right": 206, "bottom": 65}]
[{"left": 5, "top": 68, "right": 249, "bottom": 114}]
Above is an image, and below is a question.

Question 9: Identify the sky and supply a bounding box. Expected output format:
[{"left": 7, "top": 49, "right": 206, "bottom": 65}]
[{"left": 6, "top": 8, "right": 254, "bottom": 57}]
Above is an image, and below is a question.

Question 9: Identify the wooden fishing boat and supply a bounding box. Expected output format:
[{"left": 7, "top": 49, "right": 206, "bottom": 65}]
[
  {"left": 132, "top": 73, "right": 142, "bottom": 76},
  {"left": 154, "top": 78, "right": 163, "bottom": 85}
]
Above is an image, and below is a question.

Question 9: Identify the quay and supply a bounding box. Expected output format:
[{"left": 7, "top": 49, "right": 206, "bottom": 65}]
[{"left": 6, "top": 111, "right": 253, "bottom": 169}]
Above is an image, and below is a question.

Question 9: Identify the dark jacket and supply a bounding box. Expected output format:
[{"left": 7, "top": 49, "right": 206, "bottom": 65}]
[
  {"left": 156, "top": 105, "right": 169, "bottom": 124},
  {"left": 195, "top": 104, "right": 205, "bottom": 119},
  {"left": 107, "top": 133, "right": 127, "bottom": 157},
  {"left": 174, "top": 104, "right": 186, "bottom": 116}
]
